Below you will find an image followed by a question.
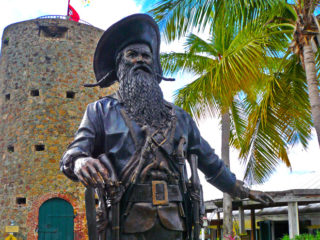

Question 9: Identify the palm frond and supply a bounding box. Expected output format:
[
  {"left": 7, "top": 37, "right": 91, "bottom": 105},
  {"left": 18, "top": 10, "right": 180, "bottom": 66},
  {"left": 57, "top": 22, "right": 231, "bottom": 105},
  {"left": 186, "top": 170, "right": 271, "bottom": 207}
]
[
  {"left": 240, "top": 97, "right": 291, "bottom": 184},
  {"left": 184, "top": 34, "right": 218, "bottom": 56},
  {"left": 148, "top": 0, "right": 281, "bottom": 42},
  {"left": 173, "top": 73, "right": 220, "bottom": 122},
  {"left": 239, "top": 54, "right": 312, "bottom": 184},
  {"left": 229, "top": 98, "right": 247, "bottom": 150},
  {"left": 148, "top": 0, "right": 214, "bottom": 42},
  {"left": 160, "top": 52, "right": 217, "bottom": 76}
]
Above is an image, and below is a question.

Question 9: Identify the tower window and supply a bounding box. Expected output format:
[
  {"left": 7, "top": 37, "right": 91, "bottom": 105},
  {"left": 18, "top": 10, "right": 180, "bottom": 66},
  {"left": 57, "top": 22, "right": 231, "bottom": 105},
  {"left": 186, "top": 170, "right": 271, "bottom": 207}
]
[
  {"left": 16, "top": 197, "right": 26, "bottom": 205},
  {"left": 5, "top": 94, "right": 10, "bottom": 101},
  {"left": 3, "top": 37, "right": 9, "bottom": 46},
  {"left": 66, "top": 91, "right": 75, "bottom": 99},
  {"left": 39, "top": 26, "right": 68, "bottom": 39},
  {"left": 30, "top": 90, "right": 39, "bottom": 96},
  {"left": 45, "top": 56, "right": 51, "bottom": 63},
  {"left": 7, "top": 145, "right": 14, "bottom": 152},
  {"left": 35, "top": 144, "right": 45, "bottom": 151}
]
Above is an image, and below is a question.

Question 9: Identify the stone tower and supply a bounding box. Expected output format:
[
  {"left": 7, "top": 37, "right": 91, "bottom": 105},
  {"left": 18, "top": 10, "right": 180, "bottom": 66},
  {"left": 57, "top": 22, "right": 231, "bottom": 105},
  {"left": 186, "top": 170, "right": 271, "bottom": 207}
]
[{"left": 0, "top": 17, "right": 114, "bottom": 239}]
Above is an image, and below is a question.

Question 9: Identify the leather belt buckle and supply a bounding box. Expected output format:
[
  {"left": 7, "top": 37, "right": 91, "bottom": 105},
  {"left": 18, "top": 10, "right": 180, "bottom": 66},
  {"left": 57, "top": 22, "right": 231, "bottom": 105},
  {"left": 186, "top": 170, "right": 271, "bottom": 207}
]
[
  {"left": 152, "top": 181, "right": 169, "bottom": 205},
  {"left": 151, "top": 130, "right": 167, "bottom": 146}
]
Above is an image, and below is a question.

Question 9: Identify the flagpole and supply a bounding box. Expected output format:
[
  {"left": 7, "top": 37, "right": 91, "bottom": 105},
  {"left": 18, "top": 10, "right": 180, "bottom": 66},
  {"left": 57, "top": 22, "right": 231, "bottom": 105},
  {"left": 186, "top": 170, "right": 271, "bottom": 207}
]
[{"left": 67, "top": 0, "right": 71, "bottom": 17}]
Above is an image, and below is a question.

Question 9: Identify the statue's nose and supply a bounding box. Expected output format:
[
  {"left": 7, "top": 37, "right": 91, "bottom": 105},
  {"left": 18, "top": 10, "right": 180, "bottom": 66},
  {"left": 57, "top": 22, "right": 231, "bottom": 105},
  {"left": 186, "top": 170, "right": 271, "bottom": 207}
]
[{"left": 136, "top": 55, "right": 144, "bottom": 63}]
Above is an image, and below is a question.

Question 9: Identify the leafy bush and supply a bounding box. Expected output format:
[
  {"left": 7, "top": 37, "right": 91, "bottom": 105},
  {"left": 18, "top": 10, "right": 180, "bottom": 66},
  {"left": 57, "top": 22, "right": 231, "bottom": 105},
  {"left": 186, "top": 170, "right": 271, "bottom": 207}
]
[{"left": 281, "top": 232, "right": 320, "bottom": 240}]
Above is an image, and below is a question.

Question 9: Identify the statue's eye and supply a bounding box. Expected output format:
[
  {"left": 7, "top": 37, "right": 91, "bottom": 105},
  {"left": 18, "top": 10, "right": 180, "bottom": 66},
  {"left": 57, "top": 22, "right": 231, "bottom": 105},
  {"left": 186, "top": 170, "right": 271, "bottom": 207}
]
[
  {"left": 142, "top": 54, "right": 151, "bottom": 59},
  {"left": 127, "top": 51, "right": 137, "bottom": 58}
]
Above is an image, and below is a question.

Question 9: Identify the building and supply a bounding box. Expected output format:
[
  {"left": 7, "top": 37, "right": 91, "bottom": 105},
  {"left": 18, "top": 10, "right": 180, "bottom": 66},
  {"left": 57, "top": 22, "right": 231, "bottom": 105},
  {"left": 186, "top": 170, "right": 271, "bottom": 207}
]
[
  {"left": 204, "top": 172, "right": 320, "bottom": 240},
  {"left": 0, "top": 16, "right": 115, "bottom": 239}
]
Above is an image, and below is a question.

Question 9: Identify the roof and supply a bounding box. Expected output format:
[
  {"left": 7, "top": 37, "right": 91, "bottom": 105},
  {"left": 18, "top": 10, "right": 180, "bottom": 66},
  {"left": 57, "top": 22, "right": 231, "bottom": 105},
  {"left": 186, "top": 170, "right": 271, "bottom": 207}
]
[
  {"left": 256, "top": 203, "right": 320, "bottom": 216},
  {"left": 205, "top": 189, "right": 320, "bottom": 212}
]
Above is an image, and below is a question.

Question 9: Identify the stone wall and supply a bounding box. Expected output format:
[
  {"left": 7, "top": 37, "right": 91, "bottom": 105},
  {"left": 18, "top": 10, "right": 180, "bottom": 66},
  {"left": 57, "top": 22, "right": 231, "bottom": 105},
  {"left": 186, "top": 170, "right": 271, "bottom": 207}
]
[{"left": 0, "top": 18, "right": 116, "bottom": 239}]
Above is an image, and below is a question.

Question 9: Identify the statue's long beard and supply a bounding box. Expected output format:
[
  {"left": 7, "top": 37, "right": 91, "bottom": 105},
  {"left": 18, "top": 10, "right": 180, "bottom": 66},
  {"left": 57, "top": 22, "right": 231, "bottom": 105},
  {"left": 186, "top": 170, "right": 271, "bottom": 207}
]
[{"left": 118, "top": 62, "right": 171, "bottom": 129}]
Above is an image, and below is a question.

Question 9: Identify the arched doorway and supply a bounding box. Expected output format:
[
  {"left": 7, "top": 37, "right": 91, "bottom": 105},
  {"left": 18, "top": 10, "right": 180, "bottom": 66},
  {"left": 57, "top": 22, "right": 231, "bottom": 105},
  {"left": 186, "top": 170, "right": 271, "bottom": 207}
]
[{"left": 38, "top": 198, "right": 74, "bottom": 240}]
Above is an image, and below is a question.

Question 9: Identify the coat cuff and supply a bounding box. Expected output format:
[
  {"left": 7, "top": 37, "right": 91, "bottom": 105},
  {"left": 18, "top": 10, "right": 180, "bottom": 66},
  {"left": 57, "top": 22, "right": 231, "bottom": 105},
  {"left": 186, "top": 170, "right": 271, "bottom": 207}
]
[
  {"left": 60, "top": 148, "right": 90, "bottom": 181},
  {"left": 230, "top": 180, "right": 250, "bottom": 199}
]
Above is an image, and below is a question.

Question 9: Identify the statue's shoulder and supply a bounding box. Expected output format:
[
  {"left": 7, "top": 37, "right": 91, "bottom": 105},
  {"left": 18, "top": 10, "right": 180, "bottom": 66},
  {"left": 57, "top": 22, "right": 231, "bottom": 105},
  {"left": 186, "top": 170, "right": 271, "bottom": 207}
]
[
  {"left": 87, "top": 94, "right": 120, "bottom": 112},
  {"left": 170, "top": 102, "right": 192, "bottom": 119}
]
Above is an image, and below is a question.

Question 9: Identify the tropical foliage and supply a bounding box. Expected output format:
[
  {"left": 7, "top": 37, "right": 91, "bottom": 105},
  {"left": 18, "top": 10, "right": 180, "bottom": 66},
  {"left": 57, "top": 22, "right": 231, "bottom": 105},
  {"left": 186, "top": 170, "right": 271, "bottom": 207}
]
[
  {"left": 149, "top": 0, "right": 278, "bottom": 42},
  {"left": 148, "top": 0, "right": 313, "bottom": 184},
  {"left": 281, "top": 231, "right": 320, "bottom": 240},
  {"left": 146, "top": 0, "right": 318, "bottom": 238},
  {"left": 288, "top": 0, "right": 320, "bottom": 145}
]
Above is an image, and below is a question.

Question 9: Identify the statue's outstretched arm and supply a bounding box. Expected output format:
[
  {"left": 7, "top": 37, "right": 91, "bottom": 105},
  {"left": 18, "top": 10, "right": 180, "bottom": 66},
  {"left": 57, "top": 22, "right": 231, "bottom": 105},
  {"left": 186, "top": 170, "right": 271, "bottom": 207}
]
[{"left": 186, "top": 116, "right": 273, "bottom": 205}]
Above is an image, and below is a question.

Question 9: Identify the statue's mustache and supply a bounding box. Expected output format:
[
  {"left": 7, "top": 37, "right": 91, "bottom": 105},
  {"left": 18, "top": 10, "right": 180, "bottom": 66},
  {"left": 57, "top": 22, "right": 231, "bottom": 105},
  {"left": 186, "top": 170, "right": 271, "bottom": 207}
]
[
  {"left": 129, "top": 63, "right": 175, "bottom": 82},
  {"left": 130, "top": 63, "right": 154, "bottom": 75}
]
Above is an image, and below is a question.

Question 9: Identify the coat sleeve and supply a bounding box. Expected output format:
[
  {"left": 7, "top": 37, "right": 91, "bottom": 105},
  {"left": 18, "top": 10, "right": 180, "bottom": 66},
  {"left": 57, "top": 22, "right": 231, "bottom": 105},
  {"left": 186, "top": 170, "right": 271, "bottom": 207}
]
[
  {"left": 187, "top": 116, "right": 237, "bottom": 194},
  {"left": 60, "top": 101, "right": 104, "bottom": 181}
]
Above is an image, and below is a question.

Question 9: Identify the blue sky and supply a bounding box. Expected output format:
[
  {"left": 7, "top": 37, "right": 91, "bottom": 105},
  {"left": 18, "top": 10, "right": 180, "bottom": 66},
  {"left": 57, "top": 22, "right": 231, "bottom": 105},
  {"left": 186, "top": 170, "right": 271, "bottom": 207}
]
[{"left": 1, "top": 0, "right": 319, "bottom": 200}]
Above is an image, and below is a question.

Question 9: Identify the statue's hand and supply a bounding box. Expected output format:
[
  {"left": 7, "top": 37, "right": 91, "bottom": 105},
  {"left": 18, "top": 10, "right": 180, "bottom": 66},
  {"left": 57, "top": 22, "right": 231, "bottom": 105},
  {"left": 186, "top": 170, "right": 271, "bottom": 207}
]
[
  {"left": 74, "top": 157, "right": 109, "bottom": 188},
  {"left": 249, "top": 190, "right": 273, "bottom": 205}
]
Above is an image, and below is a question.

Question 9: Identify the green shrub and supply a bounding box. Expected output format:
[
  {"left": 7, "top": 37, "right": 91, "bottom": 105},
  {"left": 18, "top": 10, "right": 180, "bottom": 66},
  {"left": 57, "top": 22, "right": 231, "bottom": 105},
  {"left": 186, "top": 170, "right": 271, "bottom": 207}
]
[{"left": 281, "top": 232, "right": 320, "bottom": 240}]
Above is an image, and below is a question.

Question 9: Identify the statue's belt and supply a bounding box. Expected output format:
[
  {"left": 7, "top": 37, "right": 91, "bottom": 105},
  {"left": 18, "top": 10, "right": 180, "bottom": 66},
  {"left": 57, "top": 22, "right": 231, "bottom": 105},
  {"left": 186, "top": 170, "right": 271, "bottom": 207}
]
[{"left": 128, "top": 181, "right": 183, "bottom": 205}]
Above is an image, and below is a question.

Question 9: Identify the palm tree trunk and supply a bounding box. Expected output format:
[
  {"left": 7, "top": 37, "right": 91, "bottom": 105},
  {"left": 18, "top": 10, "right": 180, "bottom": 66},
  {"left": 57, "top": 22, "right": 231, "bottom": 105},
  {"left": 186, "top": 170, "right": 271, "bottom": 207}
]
[
  {"left": 303, "top": 45, "right": 320, "bottom": 146},
  {"left": 221, "top": 111, "right": 233, "bottom": 239}
]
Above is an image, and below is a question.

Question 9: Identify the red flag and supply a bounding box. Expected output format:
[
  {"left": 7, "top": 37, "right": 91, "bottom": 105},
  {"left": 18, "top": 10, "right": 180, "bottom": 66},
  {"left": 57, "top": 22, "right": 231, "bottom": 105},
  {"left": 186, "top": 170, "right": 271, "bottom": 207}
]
[{"left": 68, "top": 5, "right": 80, "bottom": 22}]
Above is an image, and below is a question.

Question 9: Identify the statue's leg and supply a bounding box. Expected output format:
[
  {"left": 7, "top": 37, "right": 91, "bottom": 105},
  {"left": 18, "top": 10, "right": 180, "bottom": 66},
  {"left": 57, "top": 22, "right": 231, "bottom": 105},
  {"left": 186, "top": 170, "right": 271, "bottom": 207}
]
[
  {"left": 121, "top": 218, "right": 185, "bottom": 240},
  {"left": 144, "top": 218, "right": 184, "bottom": 240},
  {"left": 120, "top": 233, "right": 143, "bottom": 240}
]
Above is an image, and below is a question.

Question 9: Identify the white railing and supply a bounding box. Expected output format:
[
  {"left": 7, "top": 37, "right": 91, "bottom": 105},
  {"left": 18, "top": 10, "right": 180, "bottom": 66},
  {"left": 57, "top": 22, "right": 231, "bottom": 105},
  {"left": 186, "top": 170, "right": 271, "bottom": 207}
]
[{"left": 37, "top": 15, "right": 92, "bottom": 26}]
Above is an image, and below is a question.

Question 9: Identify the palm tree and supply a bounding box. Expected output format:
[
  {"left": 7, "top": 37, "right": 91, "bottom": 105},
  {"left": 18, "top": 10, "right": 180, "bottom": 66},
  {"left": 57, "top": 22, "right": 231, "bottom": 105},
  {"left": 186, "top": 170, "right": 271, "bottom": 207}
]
[
  {"left": 159, "top": 11, "right": 293, "bottom": 236},
  {"left": 288, "top": 0, "right": 320, "bottom": 145},
  {"left": 149, "top": 1, "right": 273, "bottom": 238},
  {"left": 148, "top": 0, "right": 313, "bottom": 237}
]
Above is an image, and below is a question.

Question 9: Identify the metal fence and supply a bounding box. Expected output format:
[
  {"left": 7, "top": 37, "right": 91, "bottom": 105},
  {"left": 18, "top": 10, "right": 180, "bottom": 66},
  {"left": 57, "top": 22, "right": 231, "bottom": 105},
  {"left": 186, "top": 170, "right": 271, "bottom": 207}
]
[{"left": 37, "top": 15, "right": 92, "bottom": 26}]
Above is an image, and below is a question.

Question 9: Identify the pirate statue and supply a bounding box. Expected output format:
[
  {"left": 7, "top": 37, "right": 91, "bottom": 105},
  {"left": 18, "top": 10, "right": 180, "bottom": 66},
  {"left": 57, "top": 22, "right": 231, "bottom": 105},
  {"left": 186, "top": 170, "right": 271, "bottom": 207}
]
[{"left": 60, "top": 14, "right": 272, "bottom": 240}]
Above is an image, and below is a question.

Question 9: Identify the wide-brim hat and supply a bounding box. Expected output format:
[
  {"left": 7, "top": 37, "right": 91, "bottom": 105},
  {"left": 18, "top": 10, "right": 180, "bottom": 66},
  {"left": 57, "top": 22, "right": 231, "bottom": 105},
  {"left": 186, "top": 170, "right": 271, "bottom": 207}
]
[{"left": 91, "top": 13, "right": 162, "bottom": 88}]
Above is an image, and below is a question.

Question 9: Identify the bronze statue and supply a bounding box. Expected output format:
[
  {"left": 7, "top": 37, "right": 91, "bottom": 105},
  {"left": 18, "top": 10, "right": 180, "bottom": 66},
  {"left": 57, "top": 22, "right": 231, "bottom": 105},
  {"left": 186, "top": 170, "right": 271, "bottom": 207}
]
[{"left": 60, "top": 14, "right": 272, "bottom": 240}]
